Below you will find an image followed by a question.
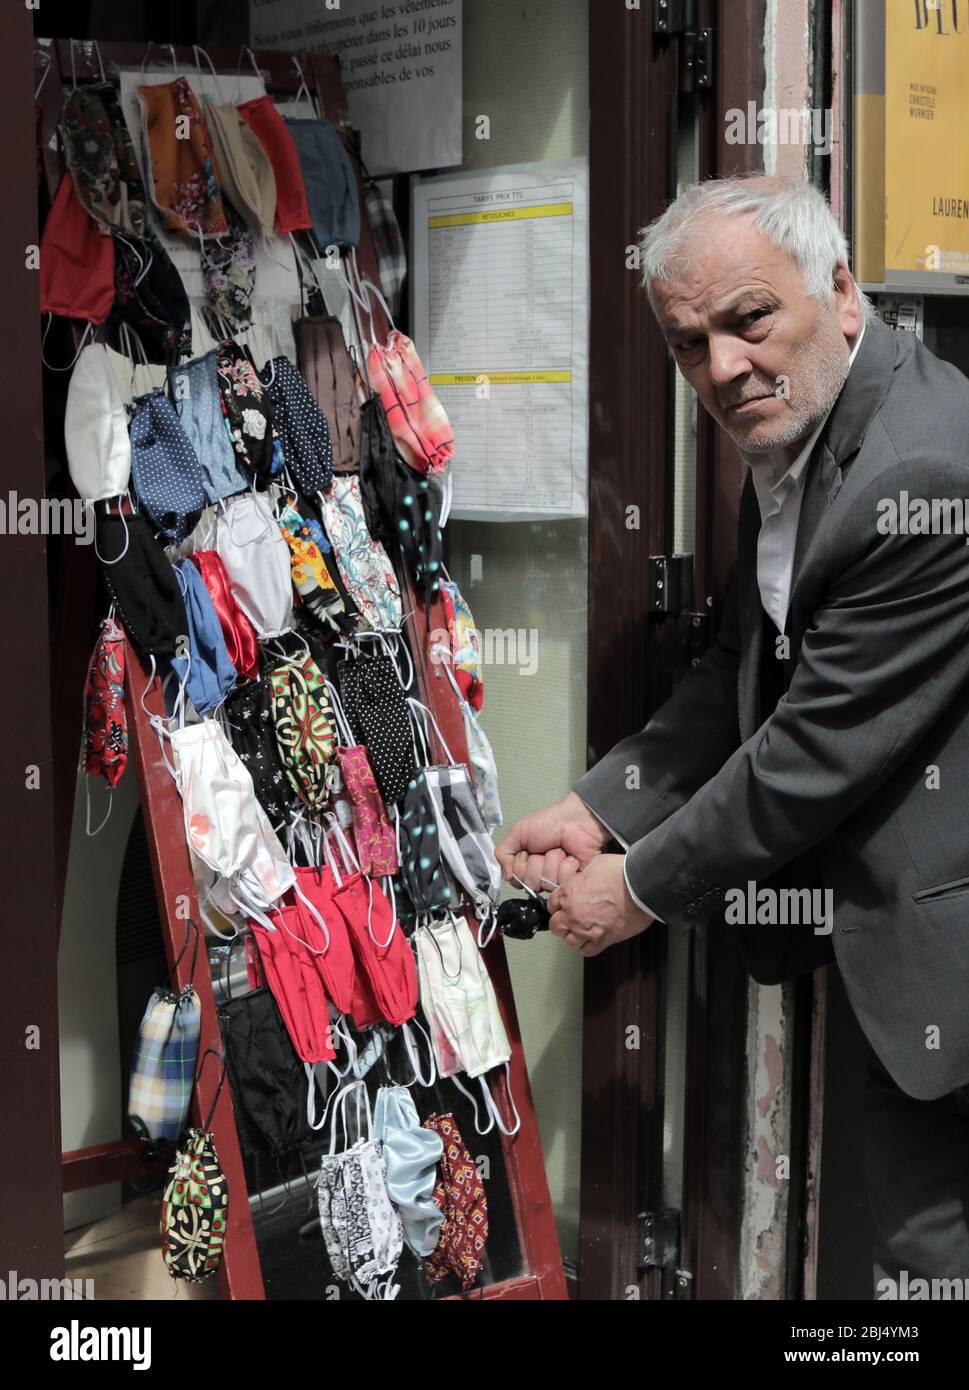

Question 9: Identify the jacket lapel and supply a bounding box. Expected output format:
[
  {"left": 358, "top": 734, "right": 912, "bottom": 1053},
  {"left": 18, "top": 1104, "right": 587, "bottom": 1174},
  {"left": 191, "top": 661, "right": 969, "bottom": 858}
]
[{"left": 734, "top": 317, "right": 899, "bottom": 739}]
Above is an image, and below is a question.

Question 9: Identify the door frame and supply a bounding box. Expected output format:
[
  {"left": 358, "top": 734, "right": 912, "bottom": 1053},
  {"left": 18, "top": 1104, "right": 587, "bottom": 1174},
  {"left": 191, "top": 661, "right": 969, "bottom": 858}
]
[{"left": 581, "top": 0, "right": 767, "bottom": 1301}]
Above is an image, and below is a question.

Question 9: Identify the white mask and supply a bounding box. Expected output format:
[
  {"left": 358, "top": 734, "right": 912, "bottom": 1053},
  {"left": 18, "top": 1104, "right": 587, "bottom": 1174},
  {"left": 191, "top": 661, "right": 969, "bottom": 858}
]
[
  {"left": 65, "top": 344, "right": 131, "bottom": 502},
  {"left": 215, "top": 492, "right": 293, "bottom": 639}
]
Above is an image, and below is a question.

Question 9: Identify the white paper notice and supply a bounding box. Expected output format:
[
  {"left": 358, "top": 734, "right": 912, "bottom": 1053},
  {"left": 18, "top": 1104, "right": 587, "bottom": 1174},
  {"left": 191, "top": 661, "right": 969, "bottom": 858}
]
[
  {"left": 412, "top": 160, "right": 588, "bottom": 521},
  {"left": 249, "top": 0, "right": 462, "bottom": 175}
]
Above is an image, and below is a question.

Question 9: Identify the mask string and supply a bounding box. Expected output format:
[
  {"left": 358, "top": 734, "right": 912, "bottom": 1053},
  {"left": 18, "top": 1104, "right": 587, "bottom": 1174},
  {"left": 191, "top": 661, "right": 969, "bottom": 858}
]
[
  {"left": 482, "top": 1063, "right": 522, "bottom": 1137},
  {"left": 42, "top": 316, "right": 92, "bottom": 371},
  {"left": 93, "top": 501, "right": 130, "bottom": 565},
  {"left": 400, "top": 1017, "right": 437, "bottom": 1088},
  {"left": 406, "top": 696, "right": 456, "bottom": 767},
  {"left": 288, "top": 881, "right": 332, "bottom": 954},
  {"left": 197, "top": 888, "right": 240, "bottom": 942},
  {"left": 365, "top": 875, "right": 396, "bottom": 950},
  {"left": 476, "top": 906, "right": 499, "bottom": 950},
  {"left": 192, "top": 44, "right": 224, "bottom": 103},
  {"left": 449, "top": 1070, "right": 493, "bottom": 1136},
  {"left": 324, "top": 679, "right": 354, "bottom": 747}
]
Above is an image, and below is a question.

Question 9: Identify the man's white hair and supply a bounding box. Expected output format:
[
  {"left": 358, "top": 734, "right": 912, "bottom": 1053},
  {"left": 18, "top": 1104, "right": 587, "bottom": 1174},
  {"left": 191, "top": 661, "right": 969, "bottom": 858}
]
[{"left": 638, "top": 172, "right": 877, "bottom": 326}]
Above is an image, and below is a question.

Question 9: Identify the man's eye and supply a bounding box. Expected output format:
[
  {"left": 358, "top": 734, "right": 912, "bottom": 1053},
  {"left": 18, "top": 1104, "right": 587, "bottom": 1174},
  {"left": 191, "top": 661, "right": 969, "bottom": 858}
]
[{"left": 742, "top": 308, "right": 772, "bottom": 325}]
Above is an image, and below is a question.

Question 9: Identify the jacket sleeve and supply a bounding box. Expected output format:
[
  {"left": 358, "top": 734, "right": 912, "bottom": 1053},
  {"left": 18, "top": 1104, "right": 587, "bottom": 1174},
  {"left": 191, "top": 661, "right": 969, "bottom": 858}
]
[
  {"left": 623, "top": 456, "right": 969, "bottom": 930},
  {"left": 572, "top": 564, "right": 744, "bottom": 847}
]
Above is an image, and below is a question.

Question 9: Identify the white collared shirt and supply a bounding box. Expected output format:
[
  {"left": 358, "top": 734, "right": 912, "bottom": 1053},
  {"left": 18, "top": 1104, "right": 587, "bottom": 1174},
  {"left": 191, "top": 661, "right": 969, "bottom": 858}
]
[{"left": 741, "top": 319, "right": 866, "bottom": 633}]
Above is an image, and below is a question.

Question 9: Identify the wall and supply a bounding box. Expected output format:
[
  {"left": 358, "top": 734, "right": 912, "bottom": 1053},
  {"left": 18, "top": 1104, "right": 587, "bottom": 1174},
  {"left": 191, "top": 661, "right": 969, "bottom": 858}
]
[{"left": 446, "top": 0, "right": 589, "bottom": 1264}]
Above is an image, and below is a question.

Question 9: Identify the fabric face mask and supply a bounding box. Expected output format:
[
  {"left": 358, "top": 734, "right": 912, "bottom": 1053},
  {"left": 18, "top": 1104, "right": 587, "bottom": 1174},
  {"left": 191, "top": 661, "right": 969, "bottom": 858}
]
[
  {"left": 218, "top": 985, "right": 315, "bottom": 1159},
  {"left": 373, "top": 1086, "right": 443, "bottom": 1258},
  {"left": 200, "top": 203, "right": 256, "bottom": 331},
  {"left": 170, "top": 559, "right": 237, "bottom": 714},
  {"left": 237, "top": 96, "right": 312, "bottom": 235},
  {"left": 82, "top": 616, "right": 127, "bottom": 787},
  {"left": 336, "top": 745, "right": 397, "bottom": 878},
  {"left": 284, "top": 116, "right": 360, "bottom": 251},
  {"left": 248, "top": 910, "right": 337, "bottom": 1065},
  {"left": 188, "top": 549, "right": 259, "bottom": 682},
  {"left": 216, "top": 340, "right": 276, "bottom": 481},
  {"left": 336, "top": 654, "right": 416, "bottom": 807},
  {"left": 170, "top": 719, "right": 295, "bottom": 921},
  {"left": 277, "top": 500, "right": 345, "bottom": 634},
  {"left": 422, "top": 764, "right": 502, "bottom": 925},
  {"left": 138, "top": 78, "right": 228, "bottom": 238},
  {"left": 415, "top": 914, "right": 510, "bottom": 1079},
  {"left": 97, "top": 513, "right": 189, "bottom": 663},
  {"left": 258, "top": 355, "right": 333, "bottom": 497},
  {"left": 223, "top": 676, "right": 296, "bottom": 826},
  {"left": 421, "top": 1112, "right": 488, "bottom": 1291},
  {"left": 215, "top": 492, "right": 294, "bottom": 639},
  {"left": 268, "top": 653, "right": 339, "bottom": 812},
  {"left": 440, "top": 580, "right": 484, "bottom": 710},
  {"left": 40, "top": 174, "right": 116, "bottom": 325},
  {"left": 332, "top": 870, "right": 418, "bottom": 1028},
  {"left": 396, "top": 770, "right": 454, "bottom": 919},
  {"left": 366, "top": 331, "right": 454, "bottom": 475},
  {"left": 200, "top": 96, "right": 277, "bottom": 239},
  {"left": 358, "top": 396, "right": 443, "bottom": 619},
  {"left": 130, "top": 389, "right": 206, "bottom": 546},
  {"left": 293, "top": 316, "right": 361, "bottom": 474},
  {"left": 458, "top": 700, "right": 503, "bottom": 831},
  {"left": 318, "top": 475, "right": 402, "bottom": 632},
  {"left": 317, "top": 1081, "right": 403, "bottom": 1301},
  {"left": 66, "top": 344, "right": 131, "bottom": 503},
  {"left": 112, "top": 228, "right": 192, "bottom": 365},
  {"left": 363, "top": 178, "right": 406, "bottom": 319},
  {"left": 169, "top": 351, "right": 248, "bottom": 505},
  {"left": 61, "top": 83, "right": 145, "bottom": 237}
]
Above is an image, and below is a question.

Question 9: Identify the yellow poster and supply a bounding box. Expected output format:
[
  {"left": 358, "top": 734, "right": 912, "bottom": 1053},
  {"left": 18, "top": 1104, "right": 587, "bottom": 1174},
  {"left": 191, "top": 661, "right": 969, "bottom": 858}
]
[{"left": 885, "top": 0, "right": 969, "bottom": 276}]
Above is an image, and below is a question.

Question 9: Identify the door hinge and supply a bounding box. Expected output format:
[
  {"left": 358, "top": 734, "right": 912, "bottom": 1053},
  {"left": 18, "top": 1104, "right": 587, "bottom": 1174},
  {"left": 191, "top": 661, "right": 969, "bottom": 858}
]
[
  {"left": 648, "top": 553, "right": 694, "bottom": 615},
  {"left": 636, "top": 1209, "right": 694, "bottom": 1298},
  {"left": 653, "top": 1, "right": 714, "bottom": 94}
]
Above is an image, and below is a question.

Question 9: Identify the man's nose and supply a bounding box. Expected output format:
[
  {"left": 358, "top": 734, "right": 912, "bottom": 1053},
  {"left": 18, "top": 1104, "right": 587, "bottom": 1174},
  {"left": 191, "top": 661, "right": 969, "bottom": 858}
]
[{"left": 706, "top": 336, "right": 754, "bottom": 390}]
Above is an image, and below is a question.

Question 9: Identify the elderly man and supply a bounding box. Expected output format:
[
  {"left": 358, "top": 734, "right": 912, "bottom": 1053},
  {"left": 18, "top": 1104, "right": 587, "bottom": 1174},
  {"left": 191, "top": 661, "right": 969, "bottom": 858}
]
[{"left": 496, "top": 173, "right": 969, "bottom": 1294}]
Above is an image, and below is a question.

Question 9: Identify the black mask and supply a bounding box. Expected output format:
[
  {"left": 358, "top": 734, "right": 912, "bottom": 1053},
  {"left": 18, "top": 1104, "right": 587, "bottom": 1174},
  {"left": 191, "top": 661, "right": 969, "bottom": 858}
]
[{"left": 97, "top": 512, "right": 188, "bottom": 662}]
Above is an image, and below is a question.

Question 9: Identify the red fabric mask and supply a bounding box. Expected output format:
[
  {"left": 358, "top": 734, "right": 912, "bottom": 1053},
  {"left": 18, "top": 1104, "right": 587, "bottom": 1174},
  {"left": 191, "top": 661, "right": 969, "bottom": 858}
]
[
  {"left": 333, "top": 872, "right": 417, "bottom": 1028},
  {"left": 40, "top": 175, "right": 116, "bottom": 324},
  {"left": 337, "top": 746, "right": 398, "bottom": 877},
  {"left": 238, "top": 96, "right": 312, "bottom": 235},
  {"left": 189, "top": 549, "right": 260, "bottom": 682},
  {"left": 250, "top": 910, "right": 336, "bottom": 1065},
  {"left": 422, "top": 1112, "right": 489, "bottom": 1290},
  {"left": 82, "top": 617, "right": 128, "bottom": 787}
]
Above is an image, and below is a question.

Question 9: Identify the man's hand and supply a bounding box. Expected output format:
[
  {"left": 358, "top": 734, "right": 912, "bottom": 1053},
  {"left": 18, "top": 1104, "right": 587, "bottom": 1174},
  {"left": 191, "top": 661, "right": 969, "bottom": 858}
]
[
  {"left": 547, "top": 854, "right": 657, "bottom": 957},
  {"left": 495, "top": 791, "right": 612, "bottom": 891}
]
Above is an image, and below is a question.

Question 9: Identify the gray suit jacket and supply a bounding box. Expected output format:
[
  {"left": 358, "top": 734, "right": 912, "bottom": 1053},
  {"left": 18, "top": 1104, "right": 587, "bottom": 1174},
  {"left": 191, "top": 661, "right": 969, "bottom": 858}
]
[{"left": 575, "top": 316, "right": 969, "bottom": 1100}]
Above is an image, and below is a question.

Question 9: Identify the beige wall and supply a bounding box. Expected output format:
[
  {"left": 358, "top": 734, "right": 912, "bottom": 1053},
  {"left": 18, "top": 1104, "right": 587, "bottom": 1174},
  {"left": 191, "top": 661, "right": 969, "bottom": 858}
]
[{"left": 445, "top": 0, "right": 589, "bottom": 1264}]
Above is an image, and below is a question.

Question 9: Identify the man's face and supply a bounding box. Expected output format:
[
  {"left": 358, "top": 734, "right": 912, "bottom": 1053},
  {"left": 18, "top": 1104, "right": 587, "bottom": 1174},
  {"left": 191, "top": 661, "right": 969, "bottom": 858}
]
[{"left": 651, "top": 214, "right": 862, "bottom": 461}]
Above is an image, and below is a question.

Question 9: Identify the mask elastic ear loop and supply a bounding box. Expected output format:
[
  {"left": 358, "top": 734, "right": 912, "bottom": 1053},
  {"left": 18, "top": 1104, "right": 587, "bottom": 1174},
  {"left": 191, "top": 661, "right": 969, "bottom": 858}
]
[
  {"left": 193, "top": 44, "right": 224, "bottom": 103},
  {"left": 365, "top": 876, "right": 396, "bottom": 951},
  {"left": 93, "top": 502, "right": 130, "bottom": 565},
  {"left": 198, "top": 888, "right": 240, "bottom": 942},
  {"left": 421, "top": 914, "right": 463, "bottom": 983},
  {"left": 400, "top": 1017, "right": 437, "bottom": 1088},
  {"left": 449, "top": 1070, "right": 494, "bottom": 1136},
  {"left": 476, "top": 905, "right": 498, "bottom": 950},
  {"left": 34, "top": 49, "right": 52, "bottom": 100},
  {"left": 323, "top": 680, "right": 354, "bottom": 747},
  {"left": 84, "top": 781, "right": 113, "bottom": 837},
  {"left": 437, "top": 469, "right": 454, "bottom": 530},
  {"left": 481, "top": 1063, "right": 522, "bottom": 1137},
  {"left": 291, "top": 55, "right": 319, "bottom": 117},
  {"left": 42, "top": 316, "right": 92, "bottom": 372},
  {"left": 406, "top": 696, "right": 457, "bottom": 767},
  {"left": 237, "top": 44, "right": 265, "bottom": 91}
]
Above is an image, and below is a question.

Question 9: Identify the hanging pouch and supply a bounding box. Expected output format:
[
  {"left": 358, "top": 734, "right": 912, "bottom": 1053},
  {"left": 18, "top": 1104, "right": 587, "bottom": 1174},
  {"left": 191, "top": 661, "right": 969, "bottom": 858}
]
[
  {"left": 160, "top": 1049, "right": 229, "bottom": 1284},
  {"left": 128, "top": 920, "right": 202, "bottom": 1145}
]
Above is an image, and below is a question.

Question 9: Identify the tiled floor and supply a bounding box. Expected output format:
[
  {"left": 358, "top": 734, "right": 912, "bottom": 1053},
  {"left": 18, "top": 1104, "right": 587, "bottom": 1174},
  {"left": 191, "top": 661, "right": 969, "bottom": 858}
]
[{"left": 65, "top": 1196, "right": 219, "bottom": 1301}]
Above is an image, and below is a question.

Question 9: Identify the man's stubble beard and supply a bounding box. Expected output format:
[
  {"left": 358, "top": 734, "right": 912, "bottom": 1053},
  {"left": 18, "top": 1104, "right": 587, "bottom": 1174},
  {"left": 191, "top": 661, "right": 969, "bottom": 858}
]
[{"left": 727, "top": 314, "right": 852, "bottom": 455}]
